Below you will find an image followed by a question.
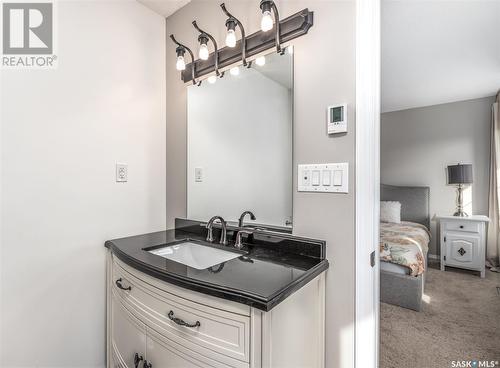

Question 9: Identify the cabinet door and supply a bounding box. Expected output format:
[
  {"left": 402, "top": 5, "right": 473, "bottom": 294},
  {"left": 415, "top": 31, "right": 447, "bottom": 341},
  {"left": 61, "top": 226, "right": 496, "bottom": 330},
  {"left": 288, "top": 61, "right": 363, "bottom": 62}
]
[
  {"left": 112, "top": 291, "right": 147, "bottom": 368},
  {"left": 145, "top": 328, "right": 235, "bottom": 368},
  {"left": 446, "top": 233, "right": 480, "bottom": 269}
]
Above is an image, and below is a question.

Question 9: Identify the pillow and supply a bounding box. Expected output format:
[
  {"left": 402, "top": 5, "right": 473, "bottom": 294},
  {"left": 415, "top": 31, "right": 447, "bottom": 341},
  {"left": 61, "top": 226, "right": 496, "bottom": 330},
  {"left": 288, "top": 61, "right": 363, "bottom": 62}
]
[{"left": 380, "top": 201, "right": 401, "bottom": 223}]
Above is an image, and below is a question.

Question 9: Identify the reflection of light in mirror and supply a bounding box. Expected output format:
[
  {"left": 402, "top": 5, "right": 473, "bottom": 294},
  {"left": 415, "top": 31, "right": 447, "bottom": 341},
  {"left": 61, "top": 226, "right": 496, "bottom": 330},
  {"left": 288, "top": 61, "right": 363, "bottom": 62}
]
[
  {"left": 230, "top": 66, "right": 240, "bottom": 76},
  {"left": 207, "top": 75, "right": 217, "bottom": 84},
  {"left": 422, "top": 294, "right": 431, "bottom": 304},
  {"left": 287, "top": 45, "right": 294, "bottom": 54},
  {"left": 255, "top": 56, "right": 266, "bottom": 66}
]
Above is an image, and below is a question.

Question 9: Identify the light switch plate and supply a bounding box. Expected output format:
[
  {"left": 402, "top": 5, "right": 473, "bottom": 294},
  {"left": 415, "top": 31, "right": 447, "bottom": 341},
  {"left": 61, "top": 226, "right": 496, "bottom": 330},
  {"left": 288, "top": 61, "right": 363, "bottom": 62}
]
[
  {"left": 116, "top": 163, "right": 128, "bottom": 182},
  {"left": 298, "top": 163, "right": 348, "bottom": 193}
]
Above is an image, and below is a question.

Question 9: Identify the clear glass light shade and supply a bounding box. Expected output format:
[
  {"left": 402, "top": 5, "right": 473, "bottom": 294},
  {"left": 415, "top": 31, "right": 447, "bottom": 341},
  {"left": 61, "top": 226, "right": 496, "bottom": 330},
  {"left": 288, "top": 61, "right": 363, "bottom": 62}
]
[
  {"left": 176, "top": 55, "right": 186, "bottom": 71},
  {"left": 207, "top": 75, "right": 217, "bottom": 84},
  {"left": 261, "top": 11, "right": 273, "bottom": 32},
  {"left": 255, "top": 56, "right": 266, "bottom": 66},
  {"left": 225, "top": 29, "right": 237, "bottom": 48},
  {"left": 199, "top": 43, "right": 209, "bottom": 60},
  {"left": 230, "top": 66, "right": 239, "bottom": 76}
]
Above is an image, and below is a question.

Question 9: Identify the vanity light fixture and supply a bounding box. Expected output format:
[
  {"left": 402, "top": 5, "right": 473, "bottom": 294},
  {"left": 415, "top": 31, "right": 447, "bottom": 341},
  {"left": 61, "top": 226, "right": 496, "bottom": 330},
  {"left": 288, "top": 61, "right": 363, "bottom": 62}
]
[
  {"left": 170, "top": 35, "right": 197, "bottom": 85},
  {"left": 192, "top": 21, "right": 223, "bottom": 79},
  {"left": 259, "top": 0, "right": 282, "bottom": 54},
  {"left": 220, "top": 3, "right": 247, "bottom": 67},
  {"left": 175, "top": 46, "right": 186, "bottom": 71}
]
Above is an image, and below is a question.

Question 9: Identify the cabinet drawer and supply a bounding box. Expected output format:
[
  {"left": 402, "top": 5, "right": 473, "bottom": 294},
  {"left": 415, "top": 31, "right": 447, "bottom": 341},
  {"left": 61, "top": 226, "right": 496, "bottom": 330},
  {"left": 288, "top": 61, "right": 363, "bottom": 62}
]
[
  {"left": 443, "top": 221, "right": 480, "bottom": 233},
  {"left": 112, "top": 260, "right": 250, "bottom": 364}
]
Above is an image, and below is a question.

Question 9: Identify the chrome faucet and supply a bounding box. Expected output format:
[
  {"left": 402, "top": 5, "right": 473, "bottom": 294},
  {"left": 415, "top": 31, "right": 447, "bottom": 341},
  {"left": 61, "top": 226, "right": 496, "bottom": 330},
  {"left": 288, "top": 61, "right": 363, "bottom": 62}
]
[
  {"left": 235, "top": 229, "right": 253, "bottom": 249},
  {"left": 206, "top": 216, "right": 228, "bottom": 245},
  {"left": 238, "top": 210, "right": 256, "bottom": 228}
]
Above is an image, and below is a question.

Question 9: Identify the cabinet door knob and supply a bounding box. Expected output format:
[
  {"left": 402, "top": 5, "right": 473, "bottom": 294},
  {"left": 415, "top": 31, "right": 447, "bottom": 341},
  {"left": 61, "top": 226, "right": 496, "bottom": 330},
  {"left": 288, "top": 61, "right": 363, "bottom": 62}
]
[
  {"left": 143, "top": 360, "right": 152, "bottom": 368},
  {"left": 115, "top": 278, "right": 131, "bottom": 291},
  {"left": 168, "top": 310, "right": 201, "bottom": 328},
  {"left": 134, "top": 353, "right": 143, "bottom": 368}
]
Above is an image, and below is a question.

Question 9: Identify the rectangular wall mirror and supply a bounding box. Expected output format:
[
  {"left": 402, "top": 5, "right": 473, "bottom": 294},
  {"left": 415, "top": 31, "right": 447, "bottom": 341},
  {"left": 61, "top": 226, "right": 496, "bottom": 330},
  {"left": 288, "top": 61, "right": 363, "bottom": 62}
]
[{"left": 187, "top": 49, "right": 293, "bottom": 228}]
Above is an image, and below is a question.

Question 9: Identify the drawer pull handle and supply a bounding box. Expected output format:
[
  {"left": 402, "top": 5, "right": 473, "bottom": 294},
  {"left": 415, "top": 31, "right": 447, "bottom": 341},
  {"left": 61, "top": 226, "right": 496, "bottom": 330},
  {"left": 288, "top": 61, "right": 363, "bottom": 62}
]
[
  {"left": 143, "top": 361, "right": 152, "bottom": 368},
  {"left": 168, "top": 310, "right": 201, "bottom": 328},
  {"left": 460, "top": 225, "right": 464, "bottom": 229},
  {"left": 115, "top": 278, "right": 131, "bottom": 291},
  {"left": 458, "top": 247, "right": 466, "bottom": 256},
  {"left": 134, "top": 353, "right": 143, "bottom": 368}
]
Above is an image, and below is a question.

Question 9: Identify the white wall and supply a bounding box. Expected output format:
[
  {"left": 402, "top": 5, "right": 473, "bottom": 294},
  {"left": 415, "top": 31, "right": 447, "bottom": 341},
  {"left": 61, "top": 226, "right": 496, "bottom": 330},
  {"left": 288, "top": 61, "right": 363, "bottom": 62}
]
[
  {"left": 166, "top": 1, "right": 356, "bottom": 367},
  {"left": 0, "top": 1, "right": 166, "bottom": 366},
  {"left": 381, "top": 96, "right": 493, "bottom": 255},
  {"left": 187, "top": 68, "right": 292, "bottom": 227}
]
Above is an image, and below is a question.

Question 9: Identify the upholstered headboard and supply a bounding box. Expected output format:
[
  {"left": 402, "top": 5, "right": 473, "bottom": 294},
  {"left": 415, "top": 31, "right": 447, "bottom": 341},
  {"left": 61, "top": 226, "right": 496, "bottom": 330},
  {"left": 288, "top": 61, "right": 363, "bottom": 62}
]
[{"left": 381, "top": 184, "right": 430, "bottom": 229}]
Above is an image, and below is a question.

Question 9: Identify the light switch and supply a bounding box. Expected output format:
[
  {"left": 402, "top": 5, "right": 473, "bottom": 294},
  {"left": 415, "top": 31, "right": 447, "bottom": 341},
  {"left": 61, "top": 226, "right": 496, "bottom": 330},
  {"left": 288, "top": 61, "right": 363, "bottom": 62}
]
[
  {"left": 333, "top": 170, "right": 343, "bottom": 186},
  {"left": 298, "top": 163, "right": 348, "bottom": 193},
  {"left": 312, "top": 170, "right": 321, "bottom": 186},
  {"left": 322, "top": 170, "right": 331, "bottom": 186}
]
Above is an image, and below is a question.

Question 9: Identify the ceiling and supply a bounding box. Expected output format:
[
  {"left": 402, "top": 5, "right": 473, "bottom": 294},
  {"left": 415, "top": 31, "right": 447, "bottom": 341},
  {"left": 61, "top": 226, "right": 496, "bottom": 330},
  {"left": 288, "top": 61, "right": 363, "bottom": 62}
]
[
  {"left": 382, "top": 0, "right": 500, "bottom": 113},
  {"left": 137, "top": 0, "right": 190, "bottom": 17}
]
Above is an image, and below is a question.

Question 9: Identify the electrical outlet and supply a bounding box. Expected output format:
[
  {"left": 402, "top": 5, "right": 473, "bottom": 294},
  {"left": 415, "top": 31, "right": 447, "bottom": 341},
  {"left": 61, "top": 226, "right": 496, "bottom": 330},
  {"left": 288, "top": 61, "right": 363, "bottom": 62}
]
[
  {"left": 195, "top": 167, "right": 203, "bottom": 182},
  {"left": 116, "top": 163, "right": 128, "bottom": 182}
]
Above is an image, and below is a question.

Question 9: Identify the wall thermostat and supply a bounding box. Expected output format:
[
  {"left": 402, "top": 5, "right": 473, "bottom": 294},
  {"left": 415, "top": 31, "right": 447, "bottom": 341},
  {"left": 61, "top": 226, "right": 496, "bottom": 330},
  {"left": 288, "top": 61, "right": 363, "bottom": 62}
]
[{"left": 327, "top": 104, "right": 347, "bottom": 134}]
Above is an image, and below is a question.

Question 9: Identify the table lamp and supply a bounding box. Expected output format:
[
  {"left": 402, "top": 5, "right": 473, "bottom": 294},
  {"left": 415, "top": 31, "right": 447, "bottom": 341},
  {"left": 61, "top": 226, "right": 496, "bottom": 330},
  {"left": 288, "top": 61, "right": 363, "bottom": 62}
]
[{"left": 447, "top": 163, "right": 473, "bottom": 217}]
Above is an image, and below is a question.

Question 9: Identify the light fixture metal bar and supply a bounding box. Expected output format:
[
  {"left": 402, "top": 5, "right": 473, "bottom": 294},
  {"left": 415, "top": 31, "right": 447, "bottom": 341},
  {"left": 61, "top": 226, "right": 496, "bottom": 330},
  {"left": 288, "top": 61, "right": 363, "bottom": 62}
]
[{"left": 180, "top": 8, "right": 313, "bottom": 84}]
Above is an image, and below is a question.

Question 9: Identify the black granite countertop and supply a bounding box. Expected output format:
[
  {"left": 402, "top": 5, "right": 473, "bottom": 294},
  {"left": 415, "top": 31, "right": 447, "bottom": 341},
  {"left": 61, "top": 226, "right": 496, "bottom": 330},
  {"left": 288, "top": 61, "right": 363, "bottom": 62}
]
[{"left": 105, "top": 219, "right": 329, "bottom": 311}]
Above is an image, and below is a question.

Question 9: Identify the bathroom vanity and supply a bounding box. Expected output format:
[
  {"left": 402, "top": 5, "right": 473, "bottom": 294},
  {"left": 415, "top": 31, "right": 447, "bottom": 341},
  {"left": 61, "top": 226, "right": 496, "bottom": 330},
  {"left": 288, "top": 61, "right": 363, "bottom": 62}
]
[{"left": 105, "top": 219, "right": 328, "bottom": 368}]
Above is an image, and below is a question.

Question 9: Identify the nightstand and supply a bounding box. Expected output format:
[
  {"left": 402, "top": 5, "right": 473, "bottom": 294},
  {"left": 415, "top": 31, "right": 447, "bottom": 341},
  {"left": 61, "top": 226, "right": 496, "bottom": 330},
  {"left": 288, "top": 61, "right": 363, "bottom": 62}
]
[{"left": 438, "top": 215, "right": 489, "bottom": 278}]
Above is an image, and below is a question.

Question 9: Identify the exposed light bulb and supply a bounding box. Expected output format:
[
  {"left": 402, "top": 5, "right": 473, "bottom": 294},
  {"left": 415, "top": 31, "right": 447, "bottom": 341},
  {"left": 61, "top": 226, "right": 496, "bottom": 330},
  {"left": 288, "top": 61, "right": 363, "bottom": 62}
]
[
  {"left": 230, "top": 66, "right": 239, "bottom": 76},
  {"left": 226, "top": 29, "right": 237, "bottom": 48},
  {"left": 176, "top": 55, "right": 185, "bottom": 71},
  {"left": 199, "top": 43, "right": 209, "bottom": 60},
  {"left": 207, "top": 75, "right": 217, "bottom": 84},
  {"left": 255, "top": 56, "right": 266, "bottom": 66},
  {"left": 261, "top": 11, "right": 273, "bottom": 32}
]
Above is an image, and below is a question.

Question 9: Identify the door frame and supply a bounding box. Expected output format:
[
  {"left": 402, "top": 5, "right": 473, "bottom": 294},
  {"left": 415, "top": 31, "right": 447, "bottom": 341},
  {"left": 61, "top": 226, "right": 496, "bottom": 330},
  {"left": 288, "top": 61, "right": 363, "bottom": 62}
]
[{"left": 355, "top": 0, "right": 381, "bottom": 367}]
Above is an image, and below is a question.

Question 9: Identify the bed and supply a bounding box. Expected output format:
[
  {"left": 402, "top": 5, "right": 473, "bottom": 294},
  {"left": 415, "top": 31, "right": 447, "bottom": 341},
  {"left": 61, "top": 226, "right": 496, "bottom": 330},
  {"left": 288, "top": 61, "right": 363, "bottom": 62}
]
[{"left": 380, "top": 184, "right": 430, "bottom": 311}]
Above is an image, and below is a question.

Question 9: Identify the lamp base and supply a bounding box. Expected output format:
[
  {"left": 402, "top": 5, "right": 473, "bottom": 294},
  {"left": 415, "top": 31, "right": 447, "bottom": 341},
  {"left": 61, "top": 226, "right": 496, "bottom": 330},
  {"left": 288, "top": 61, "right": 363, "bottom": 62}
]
[{"left": 453, "top": 210, "right": 469, "bottom": 217}]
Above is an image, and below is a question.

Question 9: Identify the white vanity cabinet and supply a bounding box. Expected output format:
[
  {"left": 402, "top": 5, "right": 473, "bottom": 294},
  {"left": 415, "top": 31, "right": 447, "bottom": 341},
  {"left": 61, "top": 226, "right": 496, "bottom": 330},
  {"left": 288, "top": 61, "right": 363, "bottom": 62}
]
[{"left": 106, "top": 253, "right": 326, "bottom": 368}]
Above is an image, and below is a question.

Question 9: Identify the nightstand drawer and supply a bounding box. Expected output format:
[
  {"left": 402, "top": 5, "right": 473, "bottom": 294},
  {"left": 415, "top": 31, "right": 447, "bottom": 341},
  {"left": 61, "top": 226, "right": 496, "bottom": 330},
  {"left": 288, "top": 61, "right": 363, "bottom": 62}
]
[{"left": 443, "top": 221, "right": 480, "bottom": 233}]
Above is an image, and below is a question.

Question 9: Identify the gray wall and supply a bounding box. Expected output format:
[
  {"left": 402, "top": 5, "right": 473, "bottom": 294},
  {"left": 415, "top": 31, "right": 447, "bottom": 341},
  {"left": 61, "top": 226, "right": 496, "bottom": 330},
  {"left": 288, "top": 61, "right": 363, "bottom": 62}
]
[
  {"left": 381, "top": 96, "right": 493, "bottom": 255},
  {"left": 166, "top": 0, "right": 356, "bottom": 366}
]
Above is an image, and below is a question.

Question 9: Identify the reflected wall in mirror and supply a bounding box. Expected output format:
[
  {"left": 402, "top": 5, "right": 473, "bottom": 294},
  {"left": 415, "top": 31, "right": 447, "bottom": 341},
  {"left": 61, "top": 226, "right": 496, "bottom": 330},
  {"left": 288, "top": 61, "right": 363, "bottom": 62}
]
[{"left": 187, "top": 50, "right": 293, "bottom": 228}]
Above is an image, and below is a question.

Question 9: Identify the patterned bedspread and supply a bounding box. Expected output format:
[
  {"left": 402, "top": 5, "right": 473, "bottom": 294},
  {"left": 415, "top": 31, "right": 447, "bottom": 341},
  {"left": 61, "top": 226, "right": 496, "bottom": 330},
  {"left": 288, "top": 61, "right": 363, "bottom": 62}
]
[{"left": 380, "top": 221, "right": 430, "bottom": 276}]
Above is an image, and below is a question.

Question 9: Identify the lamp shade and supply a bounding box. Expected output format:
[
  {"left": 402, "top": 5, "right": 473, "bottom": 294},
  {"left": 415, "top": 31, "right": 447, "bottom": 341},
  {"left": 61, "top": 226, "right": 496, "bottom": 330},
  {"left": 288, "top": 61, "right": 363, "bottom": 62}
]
[{"left": 447, "top": 164, "right": 473, "bottom": 185}]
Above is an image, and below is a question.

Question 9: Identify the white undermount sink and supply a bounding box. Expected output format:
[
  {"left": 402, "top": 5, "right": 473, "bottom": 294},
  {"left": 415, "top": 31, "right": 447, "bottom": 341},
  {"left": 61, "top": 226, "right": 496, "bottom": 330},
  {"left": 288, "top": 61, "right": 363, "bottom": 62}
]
[{"left": 147, "top": 241, "right": 241, "bottom": 270}]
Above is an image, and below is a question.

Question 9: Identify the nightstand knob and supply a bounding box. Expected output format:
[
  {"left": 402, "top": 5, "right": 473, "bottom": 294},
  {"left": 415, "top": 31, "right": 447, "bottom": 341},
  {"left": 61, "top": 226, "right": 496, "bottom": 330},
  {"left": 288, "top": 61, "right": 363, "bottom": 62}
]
[
  {"left": 458, "top": 247, "right": 466, "bottom": 256},
  {"left": 459, "top": 225, "right": 464, "bottom": 229}
]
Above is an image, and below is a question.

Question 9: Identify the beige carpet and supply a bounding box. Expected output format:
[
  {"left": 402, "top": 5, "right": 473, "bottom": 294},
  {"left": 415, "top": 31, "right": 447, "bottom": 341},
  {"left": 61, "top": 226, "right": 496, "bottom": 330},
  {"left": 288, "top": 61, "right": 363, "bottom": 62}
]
[{"left": 380, "top": 265, "right": 500, "bottom": 368}]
